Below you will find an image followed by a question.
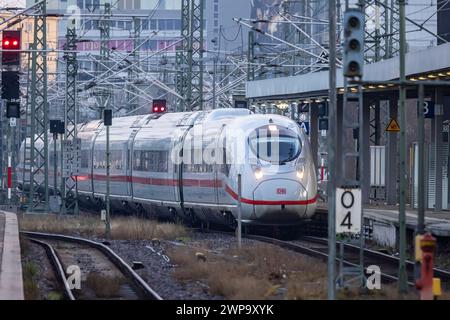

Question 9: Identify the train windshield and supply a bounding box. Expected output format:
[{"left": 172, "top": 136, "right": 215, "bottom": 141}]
[{"left": 249, "top": 125, "right": 302, "bottom": 164}]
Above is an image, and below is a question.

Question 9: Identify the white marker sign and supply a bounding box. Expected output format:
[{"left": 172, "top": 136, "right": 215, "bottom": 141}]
[{"left": 336, "top": 188, "right": 362, "bottom": 234}]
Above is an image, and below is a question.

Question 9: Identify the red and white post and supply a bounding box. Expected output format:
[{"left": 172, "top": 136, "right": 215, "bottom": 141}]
[{"left": 7, "top": 154, "right": 12, "bottom": 201}]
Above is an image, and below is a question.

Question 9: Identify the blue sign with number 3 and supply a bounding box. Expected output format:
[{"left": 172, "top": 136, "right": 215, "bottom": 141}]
[{"left": 423, "top": 101, "right": 435, "bottom": 119}]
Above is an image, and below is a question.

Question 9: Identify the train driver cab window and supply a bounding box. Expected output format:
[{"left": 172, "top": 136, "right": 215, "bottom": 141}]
[{"left": 249, "top": 125, "right": 302, "bottom": 164}]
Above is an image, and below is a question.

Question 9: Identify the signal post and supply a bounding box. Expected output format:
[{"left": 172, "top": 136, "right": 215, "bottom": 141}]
[
  {"left": 1, "top": 30, "right": 21, "bottom": 208},
  {"left": 333, "top": 5, "right": 366, "bottom": 291}
]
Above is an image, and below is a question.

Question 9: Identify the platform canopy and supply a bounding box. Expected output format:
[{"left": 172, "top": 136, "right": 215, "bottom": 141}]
[{"left": 246, "top": 42, "right": 450, "bottom": 100}]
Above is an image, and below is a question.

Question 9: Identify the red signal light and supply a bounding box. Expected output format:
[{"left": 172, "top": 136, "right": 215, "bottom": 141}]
[
  {"left": 152, "top": 99, "right": 167, "bottom": 113},
  {"left": 3, "top": 38, "right": 19, "bottom": 48},
  {"left": 2, "top": 30, "right": 21, "bottom": 66}
]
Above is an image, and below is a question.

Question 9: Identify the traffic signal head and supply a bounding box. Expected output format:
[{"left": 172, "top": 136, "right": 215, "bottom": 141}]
[
  {"left": 2, "top": 30, "right": 21, "bottom": 66},
  {"left": 1, "top": 71, "right": 20, "bottom": 100},
  {"left": 50, "top": 120, "right": 65, "bottom": 134},
  {"left": 6, "top": 102, "right": 20, "bottom": 118},
  {"left": 343, "top": 9, "right": 365, "bottom": 79},
  {"left": 104, "top": 109, "right": 112, "bottom": 126},
  {"left": 152, "top": 99, "right": 167, "bottom": 113}
]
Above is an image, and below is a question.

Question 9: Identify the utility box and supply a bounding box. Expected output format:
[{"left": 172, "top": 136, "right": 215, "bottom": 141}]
[{"left": 49, "top": 195, "right": 61, "bottom": 213}]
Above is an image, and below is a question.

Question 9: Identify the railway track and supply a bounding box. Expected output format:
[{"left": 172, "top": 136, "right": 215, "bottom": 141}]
[
  {"left": 22, "top": 231, "right": 163, "bottom": 300},
  {"left": 246, "top": 233, "right": 450, "bottom": 288},
  {"left": 241, "top": 233, "right": 408, "bottom": 285},
  {"left": 300, "top": 236, "right": 450, "bottom": 287},
  {"left": 194, "top": 228, "right": 450, "bottom": 288}
]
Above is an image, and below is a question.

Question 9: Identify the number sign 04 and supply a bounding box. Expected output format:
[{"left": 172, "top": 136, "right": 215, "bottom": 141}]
[{"left": 336, "top": 188, "right": 362, "bottom": 234}]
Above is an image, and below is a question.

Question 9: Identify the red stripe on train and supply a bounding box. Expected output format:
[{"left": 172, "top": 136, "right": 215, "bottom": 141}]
[
  {"left": 76, "top": 174, "right": 221, "bottom": 188},
  {"left": 19, "top": 169, "right": 316, "bottom": 206},
  {"left": 225, "top": 185, "right": 317, "bottom": 206}
]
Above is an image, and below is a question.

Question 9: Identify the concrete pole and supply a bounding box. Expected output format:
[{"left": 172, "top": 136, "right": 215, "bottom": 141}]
[
  {"left": 386, "top": 95, "right": 398, "bottom": 205},
  {"left": 398, "top": 0, "right": 408, "bottom": 294},
  {"left": 417, "top": 84, "right": 425, "bottom": 234},
  {"left": 434, "top": 89, "right": 444, "bottom": 211},
  {"left": 327, "top": 0, "right": 337, "bottom": 300}
]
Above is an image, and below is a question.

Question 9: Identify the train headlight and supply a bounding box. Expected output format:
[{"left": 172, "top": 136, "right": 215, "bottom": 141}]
[
  {"left": 296, "top": 164, "right": 305, "bottom": 180},
  {"left": 254, "top": 168, "right": 264, "bottom": 180}
]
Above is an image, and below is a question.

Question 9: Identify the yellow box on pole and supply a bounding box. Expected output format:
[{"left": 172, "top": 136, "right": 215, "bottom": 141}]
[
  {"left": 415, "top": 234, "right": 424, "bottom": 262},
  {"left": 433, "top": 278, "right": 442, "bottom": 298}
]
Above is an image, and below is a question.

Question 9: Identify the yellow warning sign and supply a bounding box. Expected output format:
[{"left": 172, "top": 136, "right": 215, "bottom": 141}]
[{"left": 386, "top": 119, "right": 400, "bottom": 132}]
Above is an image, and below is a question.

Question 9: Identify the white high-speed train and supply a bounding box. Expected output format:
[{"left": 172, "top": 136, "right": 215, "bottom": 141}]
[{"left": 18, "top": 109, "right": 317, "bottom": 227}]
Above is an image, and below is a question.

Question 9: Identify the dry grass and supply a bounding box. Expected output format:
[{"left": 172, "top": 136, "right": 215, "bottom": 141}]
[
  {"left": 168, "top": 242, "right": 450, "bottom": 300},
  {"left": 22, "top": 261, "right": 40, "bottom": 300},
  {"left": 168, "top": 243, "right": 328, "bottom": 300},
  {"left": 286, "top": 273, "right": 327, "bottom": 300},
  {"left": 19, "top": 214, "right": 188, "bottom": 240},
  {"left": 110, "top": 217, "right": 187, "bottom": 240},
  {"left": 85, "top": 272, "right": 124, "bottom": 298}
]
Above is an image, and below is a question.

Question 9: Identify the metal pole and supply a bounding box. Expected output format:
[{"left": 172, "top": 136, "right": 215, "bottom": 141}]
[
  {"left": 213, "top": 57, "right": 217, "bottom": 109},
  {"left": 415, "top": 83, "right": 425, "bottom": 283},
  {"left": 53, "top": 133, "right": 57, "bottom": 196},
  {"left": 338, "top": 241, "right": 344, "bottom": 287},
  {"left": 247, "top": 31, "right": 255, "bottom": 81},
  {"left": 237, "top": 173, "right": 242, "bottom": 249},
  {"left": 27, "top": 0, "right": 49, "bottom": 212},
  {"left": 60, "top": 133, "right": 64, "bottom": 214},
  {"left": 106, "top": 123, "right": 111, "bottom": 239},
  {"left": 358, "top": 84, "right": 365, "bottom": 287},
  {"left": 328, "top": 0, "right": 337, "bottom": 300},
  {"left": 398, "top": 0, "right": 408, "bottom": 294},
  {"left": 417, "top": 84, "right": 425, "bottom": 234},
  {"left": 63, "top": 18, "right": 79, "bottom": 214}
]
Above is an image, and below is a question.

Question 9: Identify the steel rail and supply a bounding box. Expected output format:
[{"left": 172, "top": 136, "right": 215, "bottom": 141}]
[
  {"left": 27, "top": 237, "right": 76, "bottom": 300},
  {"left": 302, "top": 235, "right": 450, "bottom": 283},
  {"left": 241, "top": 233, "right": 408, "bottom": 285},
  {"left": 193, "top": 228, "right": 415, "bottom": 285},
  {"left": 22, "top": 231, "right": 163, "bottom": 300}
]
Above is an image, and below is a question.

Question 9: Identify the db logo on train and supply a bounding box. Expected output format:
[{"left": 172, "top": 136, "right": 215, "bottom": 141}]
[{"left": 277, "top": 188, "right": 287, "bottom": 195}]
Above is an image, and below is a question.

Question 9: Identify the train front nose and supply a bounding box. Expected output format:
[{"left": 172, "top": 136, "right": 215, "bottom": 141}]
[{"left": 252, "top": 179, "right": 310, "bottom": 224}]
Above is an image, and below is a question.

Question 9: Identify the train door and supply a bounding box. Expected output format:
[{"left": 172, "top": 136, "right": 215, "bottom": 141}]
[
  {"left": 127, "top": 129, "right": 139, "bottom": 199},
  {"left": 172, "top": 126, "right": 191, "bottom": 204},
  {"left": 217, "top": 126, "right": 233, "bottom": 206},
  {"left": 215, "top": 124, "right": 227, "bottom": 204},
  {"left": 90, "top": 130, "right": 101, "bottom": 197}
]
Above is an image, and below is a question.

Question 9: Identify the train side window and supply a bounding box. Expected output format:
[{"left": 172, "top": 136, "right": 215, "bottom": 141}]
[
  {"left": 183, "top": 148, "right": 214, "bottom": 173},
  {"left": 110, "top": 150, "right": 123, "bottom": 170},
  {"left": 81, "top": 150, "right": 89, "bottom": 168},
  {"left": 133, "top": 150, "right": 168, "bottom": 172},
  {"left": 93, "top": 150, "right": 106, "bottom": 169}
]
